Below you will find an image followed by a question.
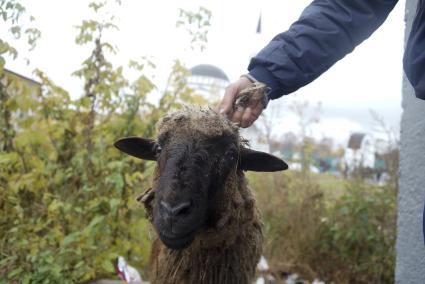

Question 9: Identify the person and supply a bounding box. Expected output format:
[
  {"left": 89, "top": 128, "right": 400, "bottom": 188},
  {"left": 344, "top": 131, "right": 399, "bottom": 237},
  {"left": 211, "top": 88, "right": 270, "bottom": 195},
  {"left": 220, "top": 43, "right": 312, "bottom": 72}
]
[
  {"left": 218, "top": 0, "right": 425, "bottom": 245},
  {"left": 218, "top": 0, "right": 424, "bottom": 128},
  {"left": 219, "top": 0, "right": 425, "bottom": 244}
]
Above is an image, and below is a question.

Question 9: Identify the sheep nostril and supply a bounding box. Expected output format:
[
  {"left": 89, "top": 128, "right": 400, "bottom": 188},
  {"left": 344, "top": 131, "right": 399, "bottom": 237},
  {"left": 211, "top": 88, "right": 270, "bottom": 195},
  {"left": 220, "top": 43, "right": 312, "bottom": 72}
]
[
  {"left": 161, "top": 201, "right": 191, "bottom": 217},
  {"left": 172, "top": 201, "right": 191, "bottom": 217}
]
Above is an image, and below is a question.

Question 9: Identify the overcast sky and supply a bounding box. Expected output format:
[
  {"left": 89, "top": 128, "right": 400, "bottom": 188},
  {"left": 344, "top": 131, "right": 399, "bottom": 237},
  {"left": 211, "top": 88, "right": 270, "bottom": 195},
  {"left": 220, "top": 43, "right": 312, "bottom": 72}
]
[{"left": 3, "top": 0, "right": 406, "bottom": 144}]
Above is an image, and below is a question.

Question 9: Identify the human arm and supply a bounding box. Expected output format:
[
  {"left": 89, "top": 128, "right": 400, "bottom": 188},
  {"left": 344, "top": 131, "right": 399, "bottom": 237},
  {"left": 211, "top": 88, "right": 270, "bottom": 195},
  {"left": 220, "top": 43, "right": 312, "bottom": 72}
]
[{"left": 220, "top": 0, "right": 399, "bottom": 126}]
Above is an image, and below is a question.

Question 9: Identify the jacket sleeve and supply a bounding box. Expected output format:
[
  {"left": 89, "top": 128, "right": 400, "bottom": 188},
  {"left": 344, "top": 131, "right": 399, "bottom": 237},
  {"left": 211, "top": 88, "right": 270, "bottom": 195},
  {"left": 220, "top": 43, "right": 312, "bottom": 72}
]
[
  {"left": 248, "top": 0, "right": 399, "bottom": 99},
  {"left": 403, "top": 0, "right": 425, "bottom": 99}
]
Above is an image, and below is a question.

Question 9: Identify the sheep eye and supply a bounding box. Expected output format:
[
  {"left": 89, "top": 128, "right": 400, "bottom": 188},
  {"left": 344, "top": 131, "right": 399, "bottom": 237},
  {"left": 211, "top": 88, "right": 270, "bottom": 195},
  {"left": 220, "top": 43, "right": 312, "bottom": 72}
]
[
  {"left": 225, "top": 149, "right": 237, "bottom": 161},
  {"left": 155, "top": 144, "right": 162, "bottom": 156}
]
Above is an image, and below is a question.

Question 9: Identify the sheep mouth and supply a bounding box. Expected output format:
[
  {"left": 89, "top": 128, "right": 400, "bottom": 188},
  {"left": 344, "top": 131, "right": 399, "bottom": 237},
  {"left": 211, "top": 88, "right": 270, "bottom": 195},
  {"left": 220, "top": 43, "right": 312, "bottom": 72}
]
[{"left": 159, "top": 230, "right": 196, "bottom": 250}]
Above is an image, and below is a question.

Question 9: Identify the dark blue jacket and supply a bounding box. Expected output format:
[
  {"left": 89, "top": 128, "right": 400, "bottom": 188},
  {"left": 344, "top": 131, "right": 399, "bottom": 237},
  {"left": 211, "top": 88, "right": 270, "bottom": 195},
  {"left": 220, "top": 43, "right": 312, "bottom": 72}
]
[
  {"left": 248, "top": 0, "right": 425, "bottom": 100},
  {"left": 247, "top": 0, "right": 425, "bottom": 245}
]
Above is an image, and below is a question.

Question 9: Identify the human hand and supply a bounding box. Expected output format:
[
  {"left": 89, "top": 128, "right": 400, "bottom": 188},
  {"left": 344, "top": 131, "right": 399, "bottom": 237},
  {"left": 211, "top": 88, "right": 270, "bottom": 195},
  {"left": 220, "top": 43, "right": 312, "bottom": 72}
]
[{"left": 218, "top": 76, "right": 268, "bottom": 128}]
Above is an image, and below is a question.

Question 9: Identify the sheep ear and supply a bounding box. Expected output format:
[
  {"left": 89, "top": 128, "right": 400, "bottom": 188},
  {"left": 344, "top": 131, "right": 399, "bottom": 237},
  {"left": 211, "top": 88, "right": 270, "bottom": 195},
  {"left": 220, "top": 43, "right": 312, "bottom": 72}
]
[
  {"left": 114, "top": 137, "right": 158, "bottom": 161},
  {"left": 239, "top": 147, "right": 288, "bottom": 172}
]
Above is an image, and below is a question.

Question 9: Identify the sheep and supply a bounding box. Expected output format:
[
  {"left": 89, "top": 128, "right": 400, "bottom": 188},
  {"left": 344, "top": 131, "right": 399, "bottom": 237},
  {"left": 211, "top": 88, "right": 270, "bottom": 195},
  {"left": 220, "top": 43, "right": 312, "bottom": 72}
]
[{"left": 114, "top": 106, "right": 288, "bottom": 284}]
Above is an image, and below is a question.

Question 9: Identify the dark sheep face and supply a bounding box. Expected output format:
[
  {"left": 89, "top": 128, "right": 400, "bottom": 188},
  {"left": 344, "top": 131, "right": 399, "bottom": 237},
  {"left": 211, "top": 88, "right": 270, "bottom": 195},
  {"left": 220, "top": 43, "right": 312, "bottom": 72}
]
[
  {"left": 152, "top": 132, "right": 239, "bottom": 249},
  {"left": 115, "top": 129, "right": 287, "bottom": 250}
]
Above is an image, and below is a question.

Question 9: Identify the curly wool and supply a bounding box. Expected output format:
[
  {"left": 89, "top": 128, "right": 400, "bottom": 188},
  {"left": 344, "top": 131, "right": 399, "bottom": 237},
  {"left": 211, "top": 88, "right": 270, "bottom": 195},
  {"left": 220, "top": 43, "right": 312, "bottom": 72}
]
[{"left": 156, "top": 105, "right": 241, "bottom": 142}]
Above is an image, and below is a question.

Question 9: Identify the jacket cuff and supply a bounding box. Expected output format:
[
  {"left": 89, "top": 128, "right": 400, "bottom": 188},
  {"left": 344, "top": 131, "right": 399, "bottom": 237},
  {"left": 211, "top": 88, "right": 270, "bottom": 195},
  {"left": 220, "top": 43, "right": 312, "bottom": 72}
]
[{"left": 248, "top": 66, "right": 282, "bottom": 99}]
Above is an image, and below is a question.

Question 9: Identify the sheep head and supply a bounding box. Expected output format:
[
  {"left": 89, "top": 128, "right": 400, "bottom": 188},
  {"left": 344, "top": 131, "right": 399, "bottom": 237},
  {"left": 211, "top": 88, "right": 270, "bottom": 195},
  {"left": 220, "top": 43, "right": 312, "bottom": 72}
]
[{"left": 114, "top": 107, "right": 288, "bottom": 250}]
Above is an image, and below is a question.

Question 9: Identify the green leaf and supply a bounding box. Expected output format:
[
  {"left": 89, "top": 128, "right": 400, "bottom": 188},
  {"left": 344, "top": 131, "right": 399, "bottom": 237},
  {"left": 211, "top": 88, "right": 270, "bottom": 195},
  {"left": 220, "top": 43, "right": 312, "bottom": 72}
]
[
  {"left": 106, "top": 172, "right": 124, "bottom": 189},
  {"left": 22, "top": 275, "right": 32, "bottom": 284},
  {"left": 62, "top": 232, "right": 81, "bottom": 246},
  {"left": 101, "top": 259, "right": 114, "bottom": 272},
  {"left": 75, "top": 261, "right": 84, "bottom": 269},
  {"left": 10, "top": 25, "right": 21, "bottom": 38},
  {"left": 88, "top": 215, "right": 105, "bottom": 228},
  {"left": 0, "top": 152, "right": 19, "bottom": 165},
  {"left": 8, "top": 267, "right": 23, "bottom": 278},
  {"left": 0, "top": 255, "right": 17, "bottom": 266},
  {"left": 48, "top": 200, "right": 63, "bottom": 213},
  {"left": 0, "top": 56, "right": 5, "bottom": 73},
  {"left": 109, "top": 198, "right": 121, "bottom": 213}
]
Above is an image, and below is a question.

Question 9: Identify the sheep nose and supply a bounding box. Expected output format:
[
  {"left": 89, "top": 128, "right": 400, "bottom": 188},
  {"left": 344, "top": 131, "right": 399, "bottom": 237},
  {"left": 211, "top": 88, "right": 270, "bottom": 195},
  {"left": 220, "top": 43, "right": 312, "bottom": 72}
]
[{"left": 160, "top": 201, "right": 192, "bottom": 217}]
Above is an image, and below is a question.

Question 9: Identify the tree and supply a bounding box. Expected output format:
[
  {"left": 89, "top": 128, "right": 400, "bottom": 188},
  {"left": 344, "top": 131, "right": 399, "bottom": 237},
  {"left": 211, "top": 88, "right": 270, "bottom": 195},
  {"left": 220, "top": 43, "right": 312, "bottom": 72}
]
[
  {"left": 370, "top": 110, "right": 399, "bottom": 192},
  {"left": 258, "top": 100, "right": 284, "bottom": 153},
  {"left": 0, "top": 0, "right": 40, "bottom": 151},
  {"left": 0, "top": 1, "right": 212, "bottom": 282},
  {"left": 288, "top": 99, "right": 322, "bottom": 174}
]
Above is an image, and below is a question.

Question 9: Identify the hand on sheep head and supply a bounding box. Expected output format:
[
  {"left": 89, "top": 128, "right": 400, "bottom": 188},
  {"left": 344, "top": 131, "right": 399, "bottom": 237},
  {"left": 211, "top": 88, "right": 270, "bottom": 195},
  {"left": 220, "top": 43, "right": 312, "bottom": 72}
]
[{"left": 218, "top": 76, "right": 269, "bottom": 128}]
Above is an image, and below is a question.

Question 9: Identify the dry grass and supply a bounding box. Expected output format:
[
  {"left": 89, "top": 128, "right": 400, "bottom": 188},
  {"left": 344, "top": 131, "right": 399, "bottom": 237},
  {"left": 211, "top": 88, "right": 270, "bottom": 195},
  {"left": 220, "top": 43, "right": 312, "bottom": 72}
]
[{"left": 248, "top": 171, "right": 325, "bottom": 279}]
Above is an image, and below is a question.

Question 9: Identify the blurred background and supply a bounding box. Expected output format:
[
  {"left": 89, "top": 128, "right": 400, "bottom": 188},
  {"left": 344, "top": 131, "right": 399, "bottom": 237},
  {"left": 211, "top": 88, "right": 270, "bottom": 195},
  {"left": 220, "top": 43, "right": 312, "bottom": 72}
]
[{"left": 0, "top": 0, "right": 403, "bottom": 283}]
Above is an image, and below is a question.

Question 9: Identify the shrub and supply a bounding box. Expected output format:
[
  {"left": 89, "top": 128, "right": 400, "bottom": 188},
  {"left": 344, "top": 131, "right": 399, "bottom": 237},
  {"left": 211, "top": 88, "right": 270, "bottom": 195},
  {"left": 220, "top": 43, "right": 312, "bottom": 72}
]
[
  {"left": 249, "top": 172, "right": 396, "bottom": 284},
  {"left": 316, "top": 180, "right": 396, "bottom": 283}
]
